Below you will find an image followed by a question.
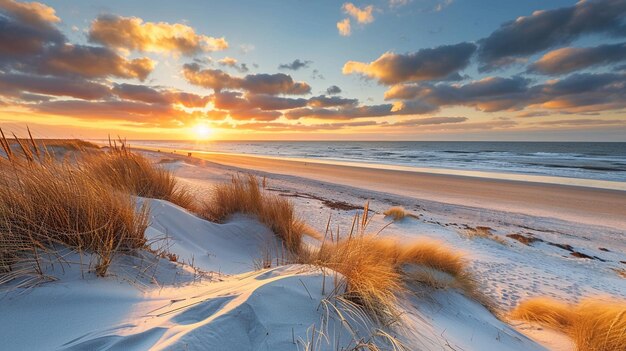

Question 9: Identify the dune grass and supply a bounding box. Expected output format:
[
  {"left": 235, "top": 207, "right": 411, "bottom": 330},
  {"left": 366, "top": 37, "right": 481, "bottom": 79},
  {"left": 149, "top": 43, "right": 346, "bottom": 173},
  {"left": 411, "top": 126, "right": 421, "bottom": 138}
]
[
  {"left": 0, "top": 131, "right": 156, "bottom": 281},
  {"left": 202, "top": 174, "right": 308, "bottom": 253},
  {"left": 201, "top": 175, "right": 484, "bottom": 322},
  {"left": 465, "top": 226, "right": 508, "bottom": 245},
  {"left": 297, "top": 204, "right": 484, "bottom": 322},
  {"left": 511, "top": 297, "right": 626, "bottom": 351},
  {"left": 383, "top": 206, "right": 407, "bottom": 221},
  {"left": 80, "top": 144, "right": 196, "bottom": 211},
  {"left": 0, "top": 157, "right": 149, "bottom": 279}
]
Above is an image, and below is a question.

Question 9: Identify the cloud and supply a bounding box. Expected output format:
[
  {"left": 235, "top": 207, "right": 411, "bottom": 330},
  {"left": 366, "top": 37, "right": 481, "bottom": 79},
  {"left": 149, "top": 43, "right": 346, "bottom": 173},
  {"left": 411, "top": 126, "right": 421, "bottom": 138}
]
[
  {"left": 88, "top": 14, "right": 228, "bottom": 56},
  {"left": 37, "top": 44, "right": 155, "bottom": 81},
  {"left": 0, "top": 0, "right": 60, "bottom": 28},
  {"left": 342, "top": 3, "right": 375, "bottom": 24},
  {"left": 229, "top": 108, "right": 281, "bottom": 121},
  {"left": 536, "top": 118, "right": 626, "bottom": 126},
  {"left": 343, "top": 42, "right": 476, "bottom": 84},
  {"left": 183, "top": 63, "right": 311, "bottom": 95},
  {"left": 284, "top": 99, "right": 433, "bottom": 120},
  {"left": 218, "top": 57, "right": 249, "bottom": 73},
  {"left": 0, "top": 73, "right": 111, "bottom": 100},
  {"left": 0, "top": 1, "right": 64, "bottom": 59},
  {"left": 337, "top": 18, "right": 351, "bottom": 36},
  {"left": 246, "top": 94, "right": 308, "bottom": 110},
  {"left": 477, "top": 0, "right": 626, "bottom": 70},
  {"left": 0, "top": 3, "right": 156, "bottom": 82},
  {"left": 278, "top": 59, "right": 312, "bottom": 70},
  {"left": 210, "top": 91, "right": 306, "bottom": 111},
  {"left": 528, "top": 42, "right": 626, "bottom": 75},
  {"left": 228, "top": 120, "right": 380, "bottom": 132},
  {"left": 383, "top": 116, "right": 467, "bottom": 126},
  {"left": 112, "top": 83, "right": 210, "bottom": 107},
  {"left": 384, "top": 73, "right": 626, "bottom": 114},
  {"left": 433, "top": 0, "right": 453, "bottom": 12},
  {"left": 326, "top": 85, "right": 342, "bottom": 95},
  {"left": 31, "top": 99, "right": 180, "bottom": 123},
  {"left": 307, "top": 95, "right": 358, "bottom": 108}
]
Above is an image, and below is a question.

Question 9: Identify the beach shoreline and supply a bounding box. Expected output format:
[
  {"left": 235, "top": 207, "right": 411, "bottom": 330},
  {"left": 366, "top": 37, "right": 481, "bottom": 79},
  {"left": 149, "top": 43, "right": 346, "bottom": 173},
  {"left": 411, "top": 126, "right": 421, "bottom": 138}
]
[{"left": 135, "top": 145, "right": 626, "bottom": 230}]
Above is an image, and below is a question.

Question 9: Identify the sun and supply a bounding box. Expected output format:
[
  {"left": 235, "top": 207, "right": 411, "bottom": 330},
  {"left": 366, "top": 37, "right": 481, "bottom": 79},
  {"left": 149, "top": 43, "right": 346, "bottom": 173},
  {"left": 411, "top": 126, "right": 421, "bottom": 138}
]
[{"left": 192, "top": 123, "right": 213, "bottom": 140}]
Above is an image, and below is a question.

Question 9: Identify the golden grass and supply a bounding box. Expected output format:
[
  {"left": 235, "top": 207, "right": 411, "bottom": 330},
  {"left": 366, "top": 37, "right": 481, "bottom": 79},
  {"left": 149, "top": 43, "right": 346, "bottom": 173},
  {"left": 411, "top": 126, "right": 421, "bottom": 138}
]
[
  {"left": 297, "top": 205, "right": 483, "bottom": 321},
  {"left": 31, "top": 138, "right": 100, "bottom": 150},
  {"left": 202, "top": 174, "right": 307, "bottom": 253},
  {"left": 510, "top": 297, "right": 626, "bottom": 351},
  {"left": 304, "top": 235, "right": 405, "bottom": 320},
  {"left": 383, "top": 206, "right": 406, "bottom": 221},
  {"left": 465, "top": 226, "right": 508, "bottom": 245},
  {"left": 0, "top": 130, "right": 153, "bottom": 280},
  {"left": 81, "top": 147, "right": 196, "bottom": 211},
  {"left": 0, "top": 158, "right": 148, "bottom": 278}
]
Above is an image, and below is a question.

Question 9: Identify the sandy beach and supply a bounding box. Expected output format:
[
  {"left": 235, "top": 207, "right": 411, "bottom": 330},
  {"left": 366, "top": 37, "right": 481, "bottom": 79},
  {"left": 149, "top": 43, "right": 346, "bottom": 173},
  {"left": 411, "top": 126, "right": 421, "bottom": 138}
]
[{"left": 138, "top": 146, "right": 626, "bottom": 231}]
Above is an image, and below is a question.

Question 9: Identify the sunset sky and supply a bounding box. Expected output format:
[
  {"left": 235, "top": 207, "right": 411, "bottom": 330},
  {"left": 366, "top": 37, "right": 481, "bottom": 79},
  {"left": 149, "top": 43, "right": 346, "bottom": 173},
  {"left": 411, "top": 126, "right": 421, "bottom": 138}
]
[{"left": 1, "top": 0, "right": 625, "bottom": 140}]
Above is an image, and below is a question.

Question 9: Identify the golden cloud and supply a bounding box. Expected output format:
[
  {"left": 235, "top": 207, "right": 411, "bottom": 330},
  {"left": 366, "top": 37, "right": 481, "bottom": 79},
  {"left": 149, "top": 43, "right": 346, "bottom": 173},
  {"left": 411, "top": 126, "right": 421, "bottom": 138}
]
[{"left": 89, "top": 15, "right": 228, "bottom": 56}]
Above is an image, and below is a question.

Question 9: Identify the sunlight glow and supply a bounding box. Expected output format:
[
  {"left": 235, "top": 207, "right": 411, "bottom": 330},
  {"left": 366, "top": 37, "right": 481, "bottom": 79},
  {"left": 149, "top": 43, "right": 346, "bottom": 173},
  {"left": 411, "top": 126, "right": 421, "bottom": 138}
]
[{"left": 192, "top": 123, "right": 213, "bottom": 140}]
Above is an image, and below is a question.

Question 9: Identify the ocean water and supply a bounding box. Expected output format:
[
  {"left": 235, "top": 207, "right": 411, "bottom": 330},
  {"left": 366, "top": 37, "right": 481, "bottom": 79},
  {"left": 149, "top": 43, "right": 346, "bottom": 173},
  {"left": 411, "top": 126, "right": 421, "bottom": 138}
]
[{"left": 129, "top": 141, "right": 626, "bottom": 183}]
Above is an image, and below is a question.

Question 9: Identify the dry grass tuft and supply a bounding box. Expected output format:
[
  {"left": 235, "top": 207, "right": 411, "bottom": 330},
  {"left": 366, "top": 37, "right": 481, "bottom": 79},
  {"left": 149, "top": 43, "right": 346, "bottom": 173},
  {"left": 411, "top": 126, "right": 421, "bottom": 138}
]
[
  {"left": 299, "top": 206, "right": 485, "bottom": 321},
  {"left": 81, "top": 145, "right": 196, "bottom": 211},
  {"left": 398, "top": 239, "right": 465, "bottom": 277},
  {"left": 0, "top": 130, "right": 152, "bottom": 281},
  {"left": 383, "top": 206, "right": 407, "bottom": 221},
  {"left": 202, "top": 174, "right": 307, "bottom": 253},
  {"left": 0, "top": 155, "right": 148, "bottom": 279},
  {"left": 305, "top": 234, "right": 405, "bottom": 321},
  {"left": 511, "top": 297, "right": 626, "bottom": 351},
  {"left": 465, "top": 226, "right": 508, "bottom": 245}
]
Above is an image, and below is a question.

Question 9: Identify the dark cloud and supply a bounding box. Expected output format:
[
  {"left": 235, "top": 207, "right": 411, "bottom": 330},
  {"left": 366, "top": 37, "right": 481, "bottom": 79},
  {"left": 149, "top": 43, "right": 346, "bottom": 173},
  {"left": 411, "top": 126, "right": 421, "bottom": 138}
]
[
  {"left": 32, "top": 99, "right": 179, "bottom": 122},
  {"left": 217, "top": 57, "right": 249, "bottom": 73},
  {"left": 285, "top": 105, "right": 393, "bottom": 120},
  {"left": 246, "top": 94, "right": 308, "bottom": 110},
  {"left": 112, "top": 83, "right": 210, "bottom": 107},
  {"left": 477, "top": 0, "right": 626, "bottom": 70},
  {"left": 383, "top": 116, "right": 468, "bottom": 127},
  {"left": 536, "top": 118, "right": 626, "bottom": 126},
  {"left": 326, "top": 85, "right": 342, "bottom": 95},
  {"left": 183, "top": 63, "right": 311, "bottom": 95},
  {"left": 528, "top": 42, "right": 626, "bottom": 75},
  {"left": 211, "top": 91, "right": 248, "bottom": 110},
  {"left": 278, "top": 59, "right": 312, "bottom": 70},
  {"left": 384, "top": 73, "right": 626, "bottom": 114},
  {"left": 37, "top": 44, "right": 155, "bottom": 81},
  {"left": 307, "top": 95, "right": 358, "bottom": 108},
  {"left": 0, "top": 4, "right": 155, "bottom": 82},
  {"left": 0, "top": 0, "right": 64, "bottom": 60},
  {"left": 229, "top": 108, "right": 282, "bottom": 121},
  {"left": 0, "top": 73, "right": 111, "bottom": 100},
  {"left": 89, "top": 14, "right": 228, "bottom": 55},
  {"left": 229, "top": 120, "right": 380, "bottom": 132},
  {"left": 284, "top": 100, "right": 433, "bottom": 120},
  {"left": 343, "top": 42, "right": 476, "bottom": 84},
  {"left": 112, "top": 83, "right": 166, "bottom": 104}
]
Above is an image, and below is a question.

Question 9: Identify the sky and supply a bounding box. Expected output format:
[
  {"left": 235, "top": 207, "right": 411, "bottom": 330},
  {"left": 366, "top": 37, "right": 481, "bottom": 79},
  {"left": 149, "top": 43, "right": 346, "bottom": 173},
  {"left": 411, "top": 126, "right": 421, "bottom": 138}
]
[{"left": 0, "top": 0, "right": 625, "bottom": 141}]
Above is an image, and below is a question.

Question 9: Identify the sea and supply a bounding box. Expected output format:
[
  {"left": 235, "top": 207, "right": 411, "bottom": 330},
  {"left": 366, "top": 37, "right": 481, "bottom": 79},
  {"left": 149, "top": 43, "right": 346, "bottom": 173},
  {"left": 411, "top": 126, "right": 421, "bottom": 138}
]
[{"left": 127, "top": 141, "right": 626, "bottom": 184}]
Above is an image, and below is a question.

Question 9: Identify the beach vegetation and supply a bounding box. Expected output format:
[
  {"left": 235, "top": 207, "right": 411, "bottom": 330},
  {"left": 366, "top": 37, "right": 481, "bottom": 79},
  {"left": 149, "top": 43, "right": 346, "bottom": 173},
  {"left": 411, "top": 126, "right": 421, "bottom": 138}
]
[
  {"left": 510, "top": 297, "right": 626, "bottom": 351},
  {"left": 81, "top": 141, "right": 195, "bottom": 211},
  {"left": 383, "top": 206, "right": 407, "bottom": 221},
  {"left": 0, "top": 133, "right": 149, "bottom": 280}
]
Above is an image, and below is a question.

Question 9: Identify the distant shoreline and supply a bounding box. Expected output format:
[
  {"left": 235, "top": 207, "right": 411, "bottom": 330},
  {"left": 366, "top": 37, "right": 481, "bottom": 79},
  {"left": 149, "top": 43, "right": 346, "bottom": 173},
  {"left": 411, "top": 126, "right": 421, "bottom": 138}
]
[
  {"left": 124, "top": 143, "right": 626, "bottom": 191},
  {"left": 133, "top": 144, "right": 626, "bottom": 230}
]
